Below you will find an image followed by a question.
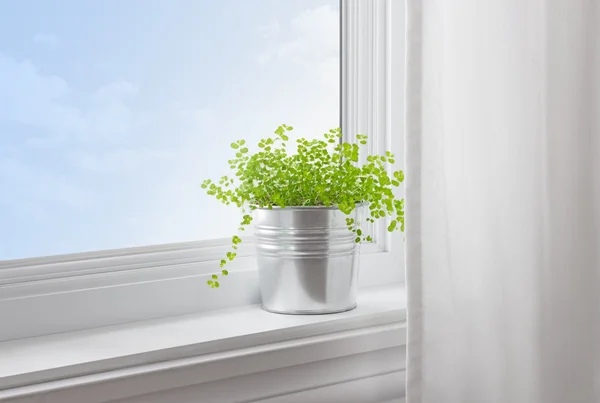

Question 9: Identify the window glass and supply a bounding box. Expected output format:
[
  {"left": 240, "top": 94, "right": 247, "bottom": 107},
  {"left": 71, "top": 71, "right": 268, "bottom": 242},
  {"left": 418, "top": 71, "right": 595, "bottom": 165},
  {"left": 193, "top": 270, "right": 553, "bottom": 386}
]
[{"left": 0, "top": 0, "right": 340, "bottom": 259}]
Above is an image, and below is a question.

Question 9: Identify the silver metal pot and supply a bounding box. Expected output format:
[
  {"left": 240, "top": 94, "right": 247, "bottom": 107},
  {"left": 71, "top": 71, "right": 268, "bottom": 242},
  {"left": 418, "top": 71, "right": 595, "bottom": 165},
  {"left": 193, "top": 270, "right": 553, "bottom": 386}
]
[{"left": 254, "top": 205, "right": 363, "bottom": 314}]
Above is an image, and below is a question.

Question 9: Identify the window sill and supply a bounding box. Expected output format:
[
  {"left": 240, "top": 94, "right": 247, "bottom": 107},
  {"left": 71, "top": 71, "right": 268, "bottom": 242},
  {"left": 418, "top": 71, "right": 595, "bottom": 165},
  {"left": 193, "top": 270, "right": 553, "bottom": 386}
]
[
  {"left": 0, "top": 283, "right": 406, "bottom": 402},
  {"left": 0, "top": 240, "right": 403, "bottom": 342}
]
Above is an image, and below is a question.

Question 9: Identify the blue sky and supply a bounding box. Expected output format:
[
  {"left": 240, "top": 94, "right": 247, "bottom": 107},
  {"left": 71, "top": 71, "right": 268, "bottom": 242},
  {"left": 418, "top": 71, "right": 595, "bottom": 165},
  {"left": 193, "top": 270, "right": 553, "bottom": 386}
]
[{"left": 0, "top": 0, "right": 339, "bottom": 260}]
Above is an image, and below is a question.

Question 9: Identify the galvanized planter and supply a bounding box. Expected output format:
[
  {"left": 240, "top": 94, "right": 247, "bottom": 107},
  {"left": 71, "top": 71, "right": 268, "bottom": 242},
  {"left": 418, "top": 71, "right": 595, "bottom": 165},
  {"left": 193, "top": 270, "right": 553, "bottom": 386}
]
[{"left": 254, "top": 205, "right": 363, "bottom": 315}]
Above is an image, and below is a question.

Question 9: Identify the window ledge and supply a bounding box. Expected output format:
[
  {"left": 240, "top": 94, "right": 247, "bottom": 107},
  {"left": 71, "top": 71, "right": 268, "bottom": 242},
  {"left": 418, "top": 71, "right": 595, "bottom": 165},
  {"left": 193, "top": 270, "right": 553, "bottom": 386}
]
[
  {"left": 0, "top": 245, "right": 403, "bottom": 342},
  {"left": 0, "top": 284, "right": 406, "bottom": 402}
]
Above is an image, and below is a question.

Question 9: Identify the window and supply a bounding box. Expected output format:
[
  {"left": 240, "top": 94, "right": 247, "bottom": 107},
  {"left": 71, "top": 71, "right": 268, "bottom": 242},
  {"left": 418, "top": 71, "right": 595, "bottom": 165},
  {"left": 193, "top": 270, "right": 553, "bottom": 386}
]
[
  {"left": 0, "top": 0, "right": 340, "bottom": 260},
  {"left": 0, "top": 0, "right": 404, "bottom": 342}
]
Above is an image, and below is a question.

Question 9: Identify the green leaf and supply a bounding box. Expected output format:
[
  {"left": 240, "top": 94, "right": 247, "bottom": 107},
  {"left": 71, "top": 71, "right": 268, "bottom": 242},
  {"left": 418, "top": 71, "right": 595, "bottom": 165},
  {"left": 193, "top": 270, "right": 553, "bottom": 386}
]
[
  {"left": 387, "top": 220, "right": 397, "bottom": 232},
  {"left": 231, "top": 143, "right": 239, "bottom": 149},
  {"left": 222, "top": 269, "right": 229, "bottom": 275},
  {"left": 212, "top": 274, "right": 218, "bottom": 280}
]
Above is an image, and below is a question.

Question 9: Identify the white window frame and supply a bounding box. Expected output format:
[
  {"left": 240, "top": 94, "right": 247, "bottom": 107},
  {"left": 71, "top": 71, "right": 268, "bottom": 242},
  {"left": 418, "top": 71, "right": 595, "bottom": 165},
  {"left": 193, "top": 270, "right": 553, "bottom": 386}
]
[{"left": 0, "top": 0, "right": 404, "bottom": 342}]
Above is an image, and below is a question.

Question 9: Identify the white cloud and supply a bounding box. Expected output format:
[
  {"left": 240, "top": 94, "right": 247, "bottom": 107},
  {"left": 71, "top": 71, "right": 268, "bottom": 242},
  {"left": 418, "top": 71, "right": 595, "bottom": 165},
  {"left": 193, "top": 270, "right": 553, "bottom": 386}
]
[
  {"left": 259, "top": 19, "right": 280, "bottom": 39},
  {"left": 92, "top": 81, "right": 138, "bottom": 104},
  {"left": 70, "top": 148, "right": 175, "bottom": 175},
  {"left": 0, "top": 54, "right": 85, "bottom": 140},
  {"left": 82, "top": 81, "right": 139, "bottom": 145},
  {"left": 0, "top": 156, "right": 89, "bottom": 208},
  {"left": 175, "top": 106, "right": 215, "bottom": 130},
  {"left": 0, "top": 51, "right": 219, "bottom": 208},
  {"left": 33, "top": 34, "right": 59, "bottom": 47},
  {"left": 259, "top": 4, "right": 339, "bottom": 85},
  {"left": 278, "top": 5, "right": 339, "bottom": 63},
  {"left": 257, "top": 52, "right": 272, "bottom": 65},
  {"left": 0, "top": 52, "right": 146, "bottom": 147},
  {"left": 0, "top": 53, "right": 146, "bottom": 219},
  {"left": 256, "top": 18, "right": 280, "bottom": 65}
]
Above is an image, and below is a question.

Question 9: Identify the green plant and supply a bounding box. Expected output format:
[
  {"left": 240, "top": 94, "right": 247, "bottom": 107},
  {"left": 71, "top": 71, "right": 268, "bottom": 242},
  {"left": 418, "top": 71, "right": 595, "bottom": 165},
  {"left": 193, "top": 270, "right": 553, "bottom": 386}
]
[{"left": 201, "top": 124, "right": 404, "bottom": 288}]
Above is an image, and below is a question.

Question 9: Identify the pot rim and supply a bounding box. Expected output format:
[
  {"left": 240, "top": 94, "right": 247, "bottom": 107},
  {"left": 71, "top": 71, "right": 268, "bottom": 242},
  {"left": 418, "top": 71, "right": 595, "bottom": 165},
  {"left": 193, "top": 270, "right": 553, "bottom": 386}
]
[{"left": 252, "top": 202, "right": 367, "bottom": 211}]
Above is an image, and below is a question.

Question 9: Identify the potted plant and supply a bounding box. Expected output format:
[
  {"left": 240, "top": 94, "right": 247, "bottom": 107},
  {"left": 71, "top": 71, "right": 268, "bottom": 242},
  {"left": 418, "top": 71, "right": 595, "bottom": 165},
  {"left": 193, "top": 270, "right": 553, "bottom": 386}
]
[{"left": 201, "top": 124, "right": 404, "bottom": 314}]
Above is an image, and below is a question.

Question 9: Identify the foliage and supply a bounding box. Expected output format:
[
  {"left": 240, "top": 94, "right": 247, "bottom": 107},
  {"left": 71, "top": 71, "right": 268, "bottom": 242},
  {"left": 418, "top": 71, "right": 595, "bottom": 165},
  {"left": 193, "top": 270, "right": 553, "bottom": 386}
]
[{"left": 201, "top": 124, "right": 404, "bottom": 288}]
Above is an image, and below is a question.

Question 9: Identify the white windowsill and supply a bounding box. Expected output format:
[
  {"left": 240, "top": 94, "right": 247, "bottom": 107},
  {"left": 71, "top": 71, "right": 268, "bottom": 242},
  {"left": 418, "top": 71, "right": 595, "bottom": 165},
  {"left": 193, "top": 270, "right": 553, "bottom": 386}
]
[
  {"left": 0, "top": 283, "right": 406, "bottom": 401},
  {"left": 0, "top": 241, "right": 403, "bottom": 342}
]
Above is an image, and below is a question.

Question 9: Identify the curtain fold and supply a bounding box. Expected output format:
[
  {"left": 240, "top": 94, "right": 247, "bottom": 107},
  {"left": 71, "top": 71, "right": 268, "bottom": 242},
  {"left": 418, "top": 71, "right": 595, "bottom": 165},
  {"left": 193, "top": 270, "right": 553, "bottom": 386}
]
[{"left": 405, "top": 1, "right": 600, "bottom": 402}]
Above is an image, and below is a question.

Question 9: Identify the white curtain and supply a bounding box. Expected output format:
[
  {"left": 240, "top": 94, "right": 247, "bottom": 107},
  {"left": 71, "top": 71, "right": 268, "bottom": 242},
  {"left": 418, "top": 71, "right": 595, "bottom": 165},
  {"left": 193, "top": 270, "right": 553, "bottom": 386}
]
[{"left": 405, "top": 1, "right": 599, "bottom": 403}]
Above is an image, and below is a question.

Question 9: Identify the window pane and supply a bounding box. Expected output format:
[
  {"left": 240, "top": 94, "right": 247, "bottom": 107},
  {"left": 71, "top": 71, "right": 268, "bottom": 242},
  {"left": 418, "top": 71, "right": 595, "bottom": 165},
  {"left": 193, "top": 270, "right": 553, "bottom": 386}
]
[{"left": 0, "top": 0, "right": 340, "bottom": 260}]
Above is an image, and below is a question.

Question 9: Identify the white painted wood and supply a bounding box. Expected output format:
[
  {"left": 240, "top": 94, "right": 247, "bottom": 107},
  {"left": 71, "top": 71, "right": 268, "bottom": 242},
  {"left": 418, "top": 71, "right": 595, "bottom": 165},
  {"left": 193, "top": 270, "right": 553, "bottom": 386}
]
[
  {"left": 109, "top": 351, "right": 405, "bottom": 403},
  {"left": 342, "top": 0, "right": 395, "bottom": 249},
  {"left": 0, "top": 238, "right": 255, "bottom": 287},
  {"left": 0, "top": 285, "right": 405, "bottom": 400},
  {"left": 387, "top": 0, "right": 406, "bottom": 266},
  {"left": 0, "top": 241, "right": 383, "bottom": 298},
  {"left": 341, "top": 0, "right": 404, "bottom": 261},
  {"left": 0, "top": 349, "right": 405, "bottom": 403},
  {"left": 0, "top": 326, "right": 406, "bottom": 403},
  {"left": 257, "top": 370, "right": 405, "bottom": 403},
  {"left": 0, "top": 249, "right": 400, "bottom": 342}
]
